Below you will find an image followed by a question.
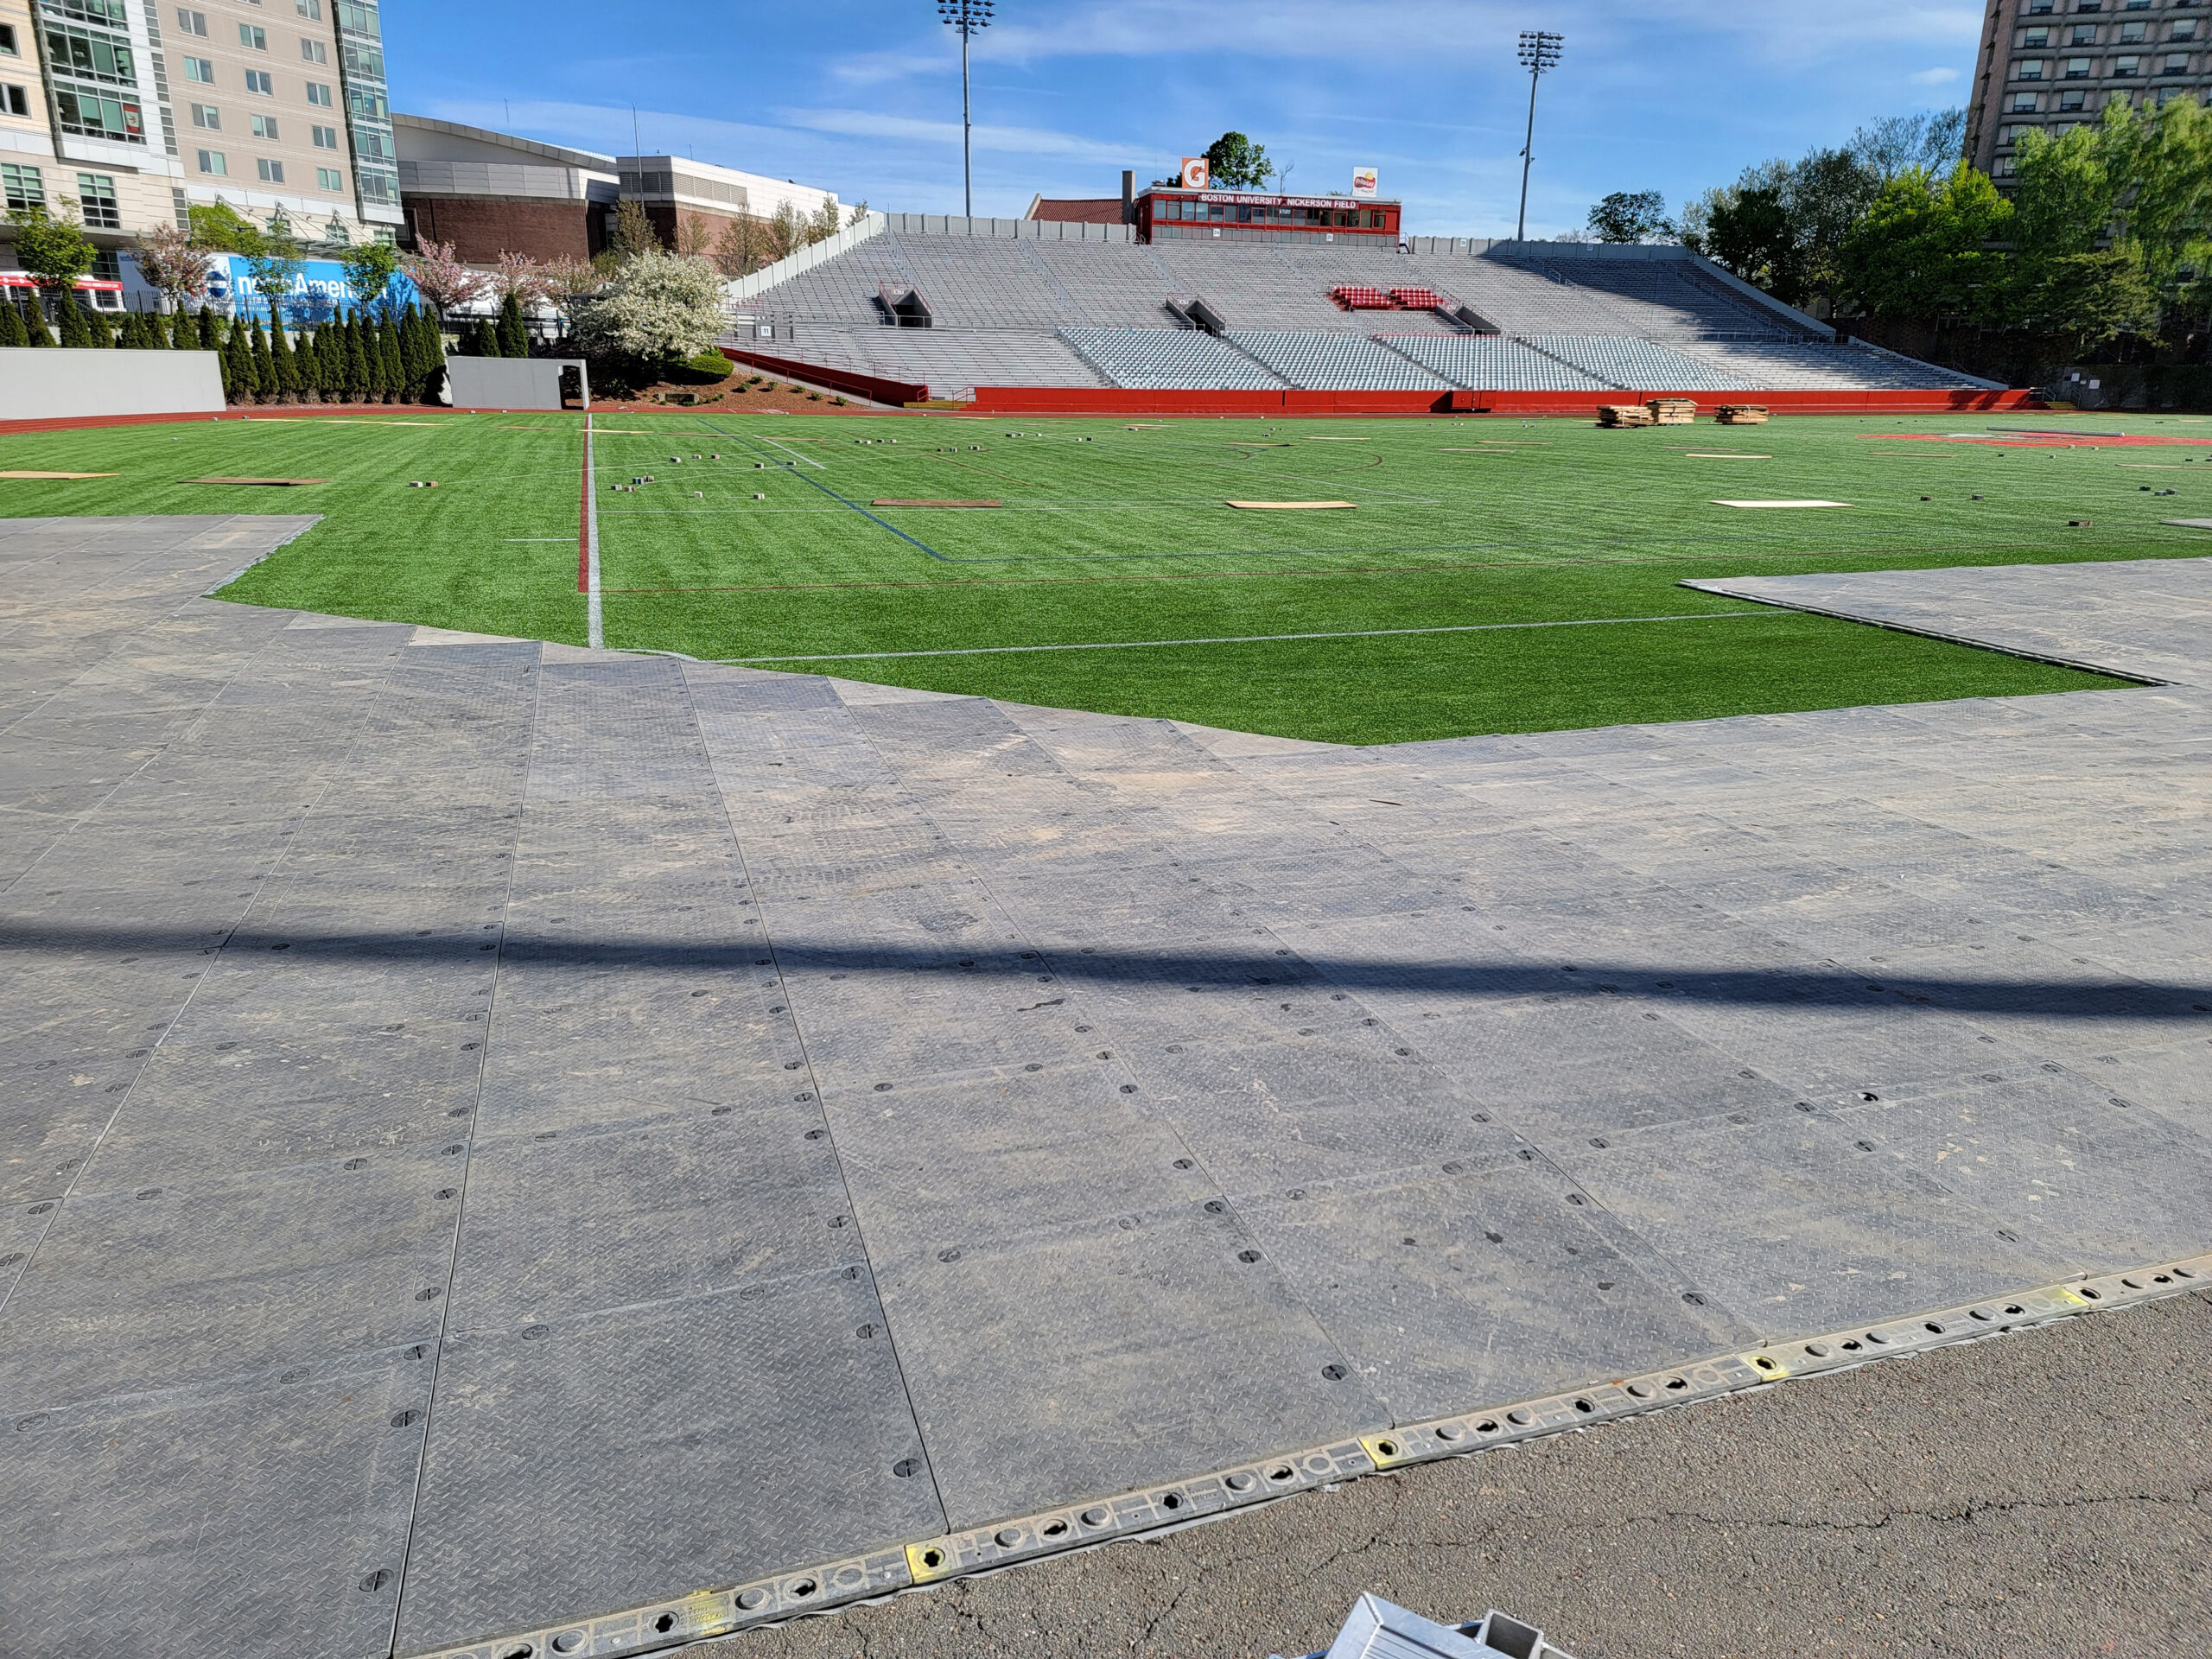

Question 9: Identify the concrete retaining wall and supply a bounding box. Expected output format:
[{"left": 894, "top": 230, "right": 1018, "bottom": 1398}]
[
  {"left": 444, "top": 356, "right": 586, "bottom": 410},
  {"left": 0, "top": 347, "right": 225, "bottom": 421}
]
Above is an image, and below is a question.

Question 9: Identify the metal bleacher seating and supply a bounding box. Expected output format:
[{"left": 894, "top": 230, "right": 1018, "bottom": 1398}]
[
  {"left": 728, "top": 226, "right": 1980, "bottom": 397},
  {"left": 1060, "top": 328, "right": 1287, "bottom": 390},
  {"left": 1224, "top": 332, "right": 1451, "bottom": 391},
  {"left": 1378, "top": 334, "right": 1611, "bottom": 392}
]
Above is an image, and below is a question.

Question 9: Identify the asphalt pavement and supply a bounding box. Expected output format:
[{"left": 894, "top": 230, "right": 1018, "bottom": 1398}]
[{"left": 707, "top": 1290, "right": 2212, "bottom": 1659}]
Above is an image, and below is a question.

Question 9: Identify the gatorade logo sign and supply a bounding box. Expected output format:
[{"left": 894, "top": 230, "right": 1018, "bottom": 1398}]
[{"left": 1180, "top": 157, "right": 1210, "bottom": 190}]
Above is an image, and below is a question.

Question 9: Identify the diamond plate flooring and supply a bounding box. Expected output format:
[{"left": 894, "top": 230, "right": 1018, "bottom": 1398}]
[{"left": 2, "top": 520, "right": 2208, "bottom": 1657}]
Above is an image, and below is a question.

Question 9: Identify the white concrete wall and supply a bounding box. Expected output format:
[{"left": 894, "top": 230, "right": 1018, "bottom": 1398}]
[
  {"left": 444, "top": 356, "right": 586, "bottom": 411},
  {"left": 0, "top": 347, "right": 225, "bottom": 422}
]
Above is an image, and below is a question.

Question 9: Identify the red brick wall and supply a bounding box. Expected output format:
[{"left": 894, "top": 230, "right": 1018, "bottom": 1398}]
[{"left": 402, "top": 196, "right": 601, "bottom": 262}]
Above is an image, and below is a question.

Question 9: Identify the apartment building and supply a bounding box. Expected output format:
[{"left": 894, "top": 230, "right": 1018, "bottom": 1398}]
[
  {"left": 1967, "top": 0, "right": 2210, "bottom": 178},
  {"left": 0, "top": 0, "right": 397, "bottom": 283}
]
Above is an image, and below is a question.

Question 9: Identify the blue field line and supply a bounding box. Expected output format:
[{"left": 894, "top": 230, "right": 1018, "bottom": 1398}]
[{"left": 695, "top": 420, "right": 951, "bottom": 562}]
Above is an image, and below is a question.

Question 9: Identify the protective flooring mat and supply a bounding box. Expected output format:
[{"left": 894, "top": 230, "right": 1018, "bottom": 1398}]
[{"left": 1, "top": 520, "right": 2207, "bottom": 1657}]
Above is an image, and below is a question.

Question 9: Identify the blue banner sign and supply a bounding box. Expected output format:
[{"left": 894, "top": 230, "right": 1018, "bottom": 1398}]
[{"left": 209, "top": 256, "right": 422, "bottom": 324}]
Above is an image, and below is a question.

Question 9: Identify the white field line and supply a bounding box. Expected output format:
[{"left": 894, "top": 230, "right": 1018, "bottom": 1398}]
[
  {"left": 586, "top": 411, "right": 604, "bottom": 649},
  {"left": 728, "top": 609, "right": 1779, "bottom": 664},
  {"left": 754, "top": 435, "right": 829, "bottom": 469}
]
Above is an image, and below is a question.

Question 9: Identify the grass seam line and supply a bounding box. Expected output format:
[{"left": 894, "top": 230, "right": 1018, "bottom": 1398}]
[{"left": 724, "top": 609, "right": 1781, "bottom": 664}]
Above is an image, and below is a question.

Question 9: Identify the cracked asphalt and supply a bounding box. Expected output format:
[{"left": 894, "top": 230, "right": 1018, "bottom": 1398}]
[{"left": 703, "top": 1292, "right": 2212, "bottom": 1659}]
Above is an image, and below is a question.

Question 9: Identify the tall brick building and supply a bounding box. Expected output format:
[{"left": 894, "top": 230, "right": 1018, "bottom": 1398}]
[{"left": 1967, "top": 0, "right": 2209, "bottom": 181}]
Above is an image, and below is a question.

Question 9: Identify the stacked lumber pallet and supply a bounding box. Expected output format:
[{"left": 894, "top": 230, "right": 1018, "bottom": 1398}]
[
  {"left": 1715, "top": 404, "right": 1771, "bottom": 424},
  {"left": 1648, "top": 398, "right": 1699, "bottom": 425},
  {"left": 1597, "top": 404, "right": 1656, "bottom": 427}
]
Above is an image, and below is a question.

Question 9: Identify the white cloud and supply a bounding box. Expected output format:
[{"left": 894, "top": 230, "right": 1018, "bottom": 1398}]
[{"left": 1910, "top": 66, "right": 1962, "bottom": 84}]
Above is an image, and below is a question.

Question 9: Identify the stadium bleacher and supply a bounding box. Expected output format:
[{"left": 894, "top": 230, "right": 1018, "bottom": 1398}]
[{"left": 725, "top": 222, "right": 1994, "bottom": 400}]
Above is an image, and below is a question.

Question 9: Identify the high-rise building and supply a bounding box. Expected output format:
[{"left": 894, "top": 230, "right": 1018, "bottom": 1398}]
[
  {"left": 1966, "top": 0, "right": 2209, "bottom": 181},
  {"left": 0, "top": 0, "right": 398, "bottom": 286}
]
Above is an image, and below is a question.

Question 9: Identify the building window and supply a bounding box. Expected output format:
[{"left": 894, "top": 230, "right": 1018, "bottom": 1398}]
[
  {"left": 2065, "top": 56, "right": 2092, "bottom": 74},
  {"left": 2176, "top": 22, "right": 2201, "bottom": 43},
  {"left": 196, "top": 148, "right": 226, "bottom": 175},
  {"left": 0, "top": 22, "right": 15, "bottom": 53},
  {"left": 305, "top": 79, "right": 331, "bottom": 105},
  {"left": 256, "top": 157, "right": 283, "bottom": 182},
  {"left": 2027, "top": 0, "right": 2053, "bottom": 10},
  {"left": 1, "top": 162, "right": 42, "bottom": 210},
  {"left": 301, "top": 37, "right": 325, "bottom": 61},
  {"left": 2018, "top": 59, "right": 2046, "bottom": 77},
  {"left": 316, "top": 165, "right": 341, "bottom": 190},
  {"left": 2164, "top": 52, "right": 2189, "bottom": 71},
  {"left": 75, "top": 173, "right": 118, "bottom": 228},
  {"left": 297, "top": 0, "right": 321, "bottom": 15},
  {"left": 0, "top": 82, "right": 25, "bottom": 116},
  {"left": 2060, "top": 87, "right": 2088, "bottom": 107},
  {"left": 183, "top": 55, "right": 213, "bottom": 80},
  {"left": 2024, "top": 26, "right": 2050, "bottom": 44},
  {"left": 250, "top": 112, "right": 277, "bottom": 137},
  {"left": 2069, "top": 24, "right": 2097, "bottom": 43},
  {"left": 190, "top": 102, "right": 218, "bottom": 128},
  {"left": 175, "top": 7, "right": 206, "bottom": 33},
  {"left": 245, "top": 68, "right": 272, "bottom": 92},
  {"left": 238, "top": 22, "right": 265, "bottom": 48},
  {"left": 2011, "top": 91, "right": 2040, "bottom": 110},
  {"left": 2115, "top": 53, "right": 2141, "bottom": 73},
  {"left": 2119, "top": 21, "right": 2146, "bottom": 41},
  {"left": 310, "top": 122, "right": 336, "bottom": 147},
  {"left": 43, "top": 23, "right": 136, "bottom": 86},
  {"left": 54, "top": 86, "right": 143, "bottom": 142}
]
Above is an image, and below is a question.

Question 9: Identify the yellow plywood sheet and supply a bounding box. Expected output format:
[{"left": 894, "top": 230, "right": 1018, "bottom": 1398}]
[
  {"left": 1226, "top": 499, "right": 1357, "bottom": 511},
  {"left": 0, "top": 470, "right": 116, "bottom": 479}
]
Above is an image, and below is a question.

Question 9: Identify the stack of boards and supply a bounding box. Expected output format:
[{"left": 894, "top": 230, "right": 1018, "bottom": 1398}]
[
  {"left": 1597, "top": 399, "right": 1697, "bottom": 428},
  {"left": 1599, "top": 400, "right": 1770, "bottom": 428}
]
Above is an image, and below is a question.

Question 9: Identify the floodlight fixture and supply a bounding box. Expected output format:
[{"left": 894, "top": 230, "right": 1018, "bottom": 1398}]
[
  {"left": 938, "top": 0, "right": 996, "bottom": 219},
  {"left": 1514, "top": 29, "right": 1565, "bottom": 243}
]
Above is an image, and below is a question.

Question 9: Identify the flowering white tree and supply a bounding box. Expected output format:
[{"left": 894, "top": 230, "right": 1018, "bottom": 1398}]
[
  {"left": 131, "top": 220, "right": 209, "bottom": 312},
  {"left": 400, "top": 237, "right": 486, "bottom": 324},
  {"left": 569, "top": 249, "right": 728, "bottom": 359},
  {"left": 536, "top": 255, "right": 602, "bottom": 332}
]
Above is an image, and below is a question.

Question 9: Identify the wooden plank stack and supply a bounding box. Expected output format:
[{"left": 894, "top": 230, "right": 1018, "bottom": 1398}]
[
  {"left": 1715, "top": 404, "right": 1771, "bottom": 425},
  {"left": 1597, "top": 404, "right": 1655, "bottom": 427},
  {"left": 1648, "top": 398, "right": 1699, "bottom": 425}
]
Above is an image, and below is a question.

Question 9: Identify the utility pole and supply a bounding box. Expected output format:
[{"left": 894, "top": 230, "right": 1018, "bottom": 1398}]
[
  {"left": 1515, "top": 30, "right": 1564, "bottom": 243},
  {"left": 938, "top": 0, "right": 995, "bottom": 219}
]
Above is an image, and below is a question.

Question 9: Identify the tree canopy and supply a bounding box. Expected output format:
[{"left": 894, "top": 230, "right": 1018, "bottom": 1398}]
[
  {"left": 1204, "top": 132, "right": 1274, "bottom": 189},
  {"left": 1586, "top": 190, "right": 1673, "bottom": 244}
]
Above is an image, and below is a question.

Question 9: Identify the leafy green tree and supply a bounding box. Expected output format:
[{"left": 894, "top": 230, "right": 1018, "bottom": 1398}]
[
  {"left": 468, "top": 316, "right": 500, "bottom": 357},
  {"left": 1837, "top": 163, "right": 2013, "bottom": 321},
  {"left": 1586, "top": 190, "right": 1673, "bottom": 244},
  {"left": 197, "top": 308, "right": 221, "bottom": 351},
  {"left": 607, "top": 199, "right": 659, "bottom": 259},
  {"left": 1705, "top": 185, "right": 1800, "bottom": 300},
  {"left": 1203, "top": 131, "right": 1273, "bottom": 189},
  {"left": 22, "top": 301, "right": 51, "bottom": 345},
  {"left": 2014, "top": 247, "right": 2158, "bottom": 350},
  {"left": 338, "top": 241, "right": 402, "bottom": 315},
  {"left": 187, "top": 202, "right": 264, "bottom": 253},
  {"left": 0, "top": 296, "right": 27, "bottom": 347},
  {"left": 9, "top": 205, "right": 96, "bottom": 290},
  {"left": 377, "top": 313, "right": 404, "bottom": 403},
  {"left": 82, "top": 305, "right": 113, "bottom": 346}
]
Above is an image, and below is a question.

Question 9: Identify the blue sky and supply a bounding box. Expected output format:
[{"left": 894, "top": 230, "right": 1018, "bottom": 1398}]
[{"left": 389, "top": 0, "right": 1983, "bottom": 238}]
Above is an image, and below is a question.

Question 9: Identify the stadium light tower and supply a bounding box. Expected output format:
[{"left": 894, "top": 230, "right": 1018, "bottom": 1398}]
[
  {"left": 938, "top": 0, "right": 995, "bottom": 219},
  {"left": 1514, "top": 29, "right": 1564, "bottom": 243}
]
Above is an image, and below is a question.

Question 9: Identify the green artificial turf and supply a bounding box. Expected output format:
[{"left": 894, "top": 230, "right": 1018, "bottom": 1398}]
[{"left": 2, "top": 406, "right": 2193, "bottom": 743}]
